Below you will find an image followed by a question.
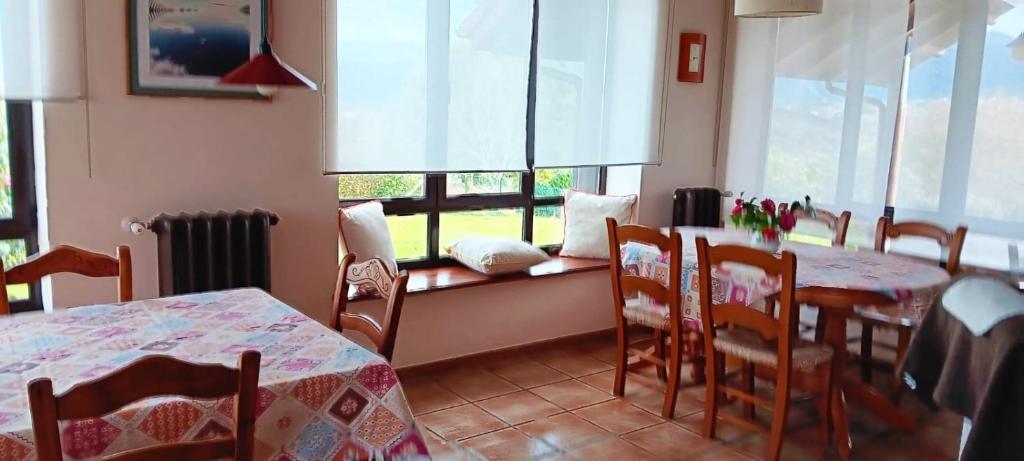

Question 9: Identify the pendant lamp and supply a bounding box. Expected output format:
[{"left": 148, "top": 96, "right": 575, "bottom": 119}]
[
  {"left": 221, "top": 38, "right": 317, "bottom": 91},
  {"left": 735, "top": 0, "right": 822, "bottom": 18}
]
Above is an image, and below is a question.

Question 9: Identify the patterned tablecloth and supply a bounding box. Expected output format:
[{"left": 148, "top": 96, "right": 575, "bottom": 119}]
[
  {"left": 0, "top": 289, "right": 427, "bottom": 461},
  {"left": 621, "top": 227, "right": 952, "bottom": 330}
]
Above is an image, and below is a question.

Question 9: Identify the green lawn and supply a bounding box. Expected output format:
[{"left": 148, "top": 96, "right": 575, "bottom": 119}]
[
  {"left": 6, "top": 283, "right": 28, "bottom": 301},
  {"left": 385, "top": 213, "right": 565, "bottom": 261}
]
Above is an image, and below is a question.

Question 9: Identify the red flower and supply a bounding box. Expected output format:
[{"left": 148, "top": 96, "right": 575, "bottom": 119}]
[
  {"left": 778, "top": 210, "right": 797, "bottom": 232},
  {"left": 761, "top": 227, "right": 778, "bottom": 241},
  {"left": 731, "top": 205, "right": 743, "bottom": 217},
  {"left": 760, "top": 198, "right": 776, "bottom": 216},
  {"left": 735, "top": 198, "right": 743, "bottom": 206}
]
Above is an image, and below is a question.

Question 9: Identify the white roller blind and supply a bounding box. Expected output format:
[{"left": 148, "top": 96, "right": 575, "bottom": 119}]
[
  {"left": 0, "top": 0, "right": 85, "bottom": 100},
  {"left": 325, "top": 0, "right": 532, "bottom": 173},
  {"left": 722, "top": 0, "right": 908, "bottom": 244},
  {"left": 533, "top": 0, "right": 670, "bottom": 168}
]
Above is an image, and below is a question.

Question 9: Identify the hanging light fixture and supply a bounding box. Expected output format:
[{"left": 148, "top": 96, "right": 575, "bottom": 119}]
[
  {"left": 220, "top": 37, "right": 317, "bottom": 92},
  {"left": 735, "top": 0, "right": 823, "bottom": 18}
]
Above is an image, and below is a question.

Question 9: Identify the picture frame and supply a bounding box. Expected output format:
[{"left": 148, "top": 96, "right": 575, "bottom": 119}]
[{"left": 127, "top": 0, "right": 269, "bottom": 98}]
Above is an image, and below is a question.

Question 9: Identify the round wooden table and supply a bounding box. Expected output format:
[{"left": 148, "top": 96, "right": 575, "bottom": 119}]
[{"left": 630, "top": 227, "right": 953, "bottom": 455}]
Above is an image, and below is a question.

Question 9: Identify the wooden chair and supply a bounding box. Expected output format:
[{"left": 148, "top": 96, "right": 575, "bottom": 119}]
[
  {"left": 332, "top": 254, "right": 409, "bottom": 362},
  {"left": 1, "top": 245, "right": 132, "bottom": 314},
  {"left": 696, "top": 237, "right": 837, "bottom": 461},
  {"left": 28, "top": 351, "right": 260, "bottom": 461},
  {"left": 858, "top": 218, "right": 967, "bottom": 384},
  {"left": 607, "top": 218, "right": 699, "bottom": 418},
  {"left": 793, "top": 207, "right": 852, "bottom": 248}
]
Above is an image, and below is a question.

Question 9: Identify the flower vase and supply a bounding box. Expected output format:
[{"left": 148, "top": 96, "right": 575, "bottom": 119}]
[{"left": 750, "top": 232, "right": 782, "bottom": 253}]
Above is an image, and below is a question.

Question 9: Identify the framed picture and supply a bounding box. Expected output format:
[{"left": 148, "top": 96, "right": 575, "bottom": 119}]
[{"left": 127, "top": 0, "right": 268, "bottom": 98}]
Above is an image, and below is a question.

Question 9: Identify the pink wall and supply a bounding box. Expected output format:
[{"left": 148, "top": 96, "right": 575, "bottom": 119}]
[{"left": 40, "top": 0, "right": 725, "bottom": 365}]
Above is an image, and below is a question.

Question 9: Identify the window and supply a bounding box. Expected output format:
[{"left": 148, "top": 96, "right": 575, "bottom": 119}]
[
  {"left": 724, "top": 1, "right": 1024, "bottom": 270},
  {"left": 0, "top": 103, "right": 39, "bottom": 312},
  {"left": 340, "top": 168, "right": 602, "bottom": 268}
]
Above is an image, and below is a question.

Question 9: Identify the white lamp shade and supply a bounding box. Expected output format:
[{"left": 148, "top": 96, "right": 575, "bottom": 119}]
[
  {"left": 0, "top": 0, "right": 86, "bottom": 100},
  {"left": 735, "top": 0, "right": 823, "bottom": 17}
]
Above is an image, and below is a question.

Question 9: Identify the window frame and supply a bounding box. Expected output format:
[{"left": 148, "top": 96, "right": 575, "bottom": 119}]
[
  {"left": 340, "top": 169, "right": 606, "bottom": 269},
  {"left": 2, "top": 102, "right": 41, "bottom": 313}
]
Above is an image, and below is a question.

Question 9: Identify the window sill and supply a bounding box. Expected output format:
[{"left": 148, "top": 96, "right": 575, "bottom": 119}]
[{"left": 347, "top": 256, "right": 609, "bottom": 302}]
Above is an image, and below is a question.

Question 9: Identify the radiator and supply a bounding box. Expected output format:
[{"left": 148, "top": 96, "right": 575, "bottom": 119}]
[
  {"left": 149, "top": 210, "right": 279, "bottom": 296},
  {"left": 672, "top": 188, "right": 723, "bottom": 228}
]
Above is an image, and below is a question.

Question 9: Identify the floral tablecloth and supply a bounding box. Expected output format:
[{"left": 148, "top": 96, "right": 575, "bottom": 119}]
[
  {"left": 621, "top": 227, "right": 952, "bottom": 330},
  {"left": 0, "top": 289, "right": 427, "bottom": 461}
]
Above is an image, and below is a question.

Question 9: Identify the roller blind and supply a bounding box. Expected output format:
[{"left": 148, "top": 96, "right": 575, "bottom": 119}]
[
  {"left": 324, "top": 0, "right": 533, "bottom": 173},
  {"left": 532, "top": 0, "right": 670, "bottom": 168},
  {"left": 0, "top": 0, "right": 86, "bottom": 100}
]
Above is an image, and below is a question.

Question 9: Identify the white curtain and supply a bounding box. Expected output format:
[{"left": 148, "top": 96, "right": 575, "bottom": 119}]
[
  {"left": 721, "top": 0, "right": 909, "bottom": 243},
  {"left": 532, "top": 0, "right": 670, "bottom": 168},
  {"left": 324, "top": 0, "right": 533, "bottom": 173},
  {"left": 0, "top": 0, "right": 85, "bottom": 100}
]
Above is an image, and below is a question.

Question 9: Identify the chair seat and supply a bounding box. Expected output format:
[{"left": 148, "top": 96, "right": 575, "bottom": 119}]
[
  {"left": 854, "top": 302, "right": 927, "bottom": 328},
  {"left": 623, "top": 296, "right": 672, "bottom": 329},
  {"left": 713, "top": 328, "right": 834, "bottom": 372}
]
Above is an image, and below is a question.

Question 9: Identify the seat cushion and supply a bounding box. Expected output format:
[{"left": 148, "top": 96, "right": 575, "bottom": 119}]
[
  {"left": 623, "top": 296, "right": 671, "bottom": 329},
  {"left": 712, "top": 328, "right": 834, "bottom": 372}
]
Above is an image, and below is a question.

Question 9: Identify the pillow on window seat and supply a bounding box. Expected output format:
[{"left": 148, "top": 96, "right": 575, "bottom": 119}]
[
  {"left": 339, "top": 201, "right": 398, "bottom": 276},
  {"left": 560, "top": 190, "right": 637, "bottom": 259},
  {"left": 446, "top": 237, "right": 550, "bottom": 275}
]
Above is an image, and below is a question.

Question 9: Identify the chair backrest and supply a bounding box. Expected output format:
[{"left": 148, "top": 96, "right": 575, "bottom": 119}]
[
  {"left": 332, "top": 254, "right": 409, "bottom": 361},
  {"left": 695, "top": 237, "right": 798, "bottom": 349},
  {"left": 606, "top": 218, "right": 683, "bottom": 323},
  {"left": 28, "top": 351, "right": 260, "bottom": 461},
  {"left": 791, "top": 207, "right": 852, "bottom": 247},
  {"left": 874, "top": 217, "right": 967, "bottom": 276},
  {"left": 5, "top": 245, "right": 132, "bottom": 308}
]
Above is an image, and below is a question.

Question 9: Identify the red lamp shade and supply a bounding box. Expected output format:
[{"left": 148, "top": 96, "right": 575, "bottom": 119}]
[{"left": 221, "top": 41, "right": 317, "bottom": 90}]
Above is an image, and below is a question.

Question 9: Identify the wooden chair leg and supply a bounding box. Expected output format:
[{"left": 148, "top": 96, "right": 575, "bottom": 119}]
[
  {"left": 689, "top": 333, "right": 707, "bottom": 384},
  {"left": 661, "top": 328, "right": 684, "bottom": 419},
  {"left": 891, "top": 326, "right": 912, "bottom": 404},
  {"left": 703, "top": 350, "right": 721, "bottom": 439},
  {"left": 816, "top": 365, "right": 833, "bottom": 443},
  {"left": 654, "top": 328, "right": 668, "bottom": 381},
  {"left": 766, "top": 369, "right": 792, "bottom": 461},
  {"left": 814, "top": 309, "right": 827, "bottom": 343},
  {"left": 742, "top": 362, "right": 755, "bottom": 420},
  {"left": 614, "top": 318, "right": 629, "bottom": 396},
  {"left": 860, "top": 324, "right": 874, "bottom": 384}
]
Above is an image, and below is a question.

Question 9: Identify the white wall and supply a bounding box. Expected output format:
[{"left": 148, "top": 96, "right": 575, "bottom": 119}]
[
  {"left": 637, "top": 0, "right": 727, "bottom": 228},
  {"left": 40, "top": 0, "right": 724, "bottom": 364}
]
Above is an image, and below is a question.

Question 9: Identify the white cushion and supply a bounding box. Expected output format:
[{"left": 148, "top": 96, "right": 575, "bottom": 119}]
[
  {"left": 446, "top": 237, "right": 550, "bottom": 275},
  {"left": 339, "top": 201, "right": 398, "bottom": 275},
  {"left": 560, "top": 190, "right": 636, "bottom": 259}
]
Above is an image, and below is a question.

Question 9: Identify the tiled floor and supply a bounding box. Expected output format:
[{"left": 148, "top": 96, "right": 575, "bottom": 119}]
[{"left": 400, "top": 336, "right": 963, "bottom": 460}]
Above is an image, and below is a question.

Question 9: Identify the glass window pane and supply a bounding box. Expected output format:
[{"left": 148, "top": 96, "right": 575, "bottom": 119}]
[
  {"left": 440, "top": 208, "right": 523, "bottom": 251},
  {"left": 965, "top": 6, "right": 1024, "bottom": 224},
  {"left": 533, "top": 206, "right": 564, "bottom": 247},
  {"left": 0, "top": 105, "right": 11, "bottom": 219},
  {"left": 446, "top": 172, "right": 520, "bottom": 196},
  {"left": 2, "top": 239, "right": 28, "bottom": 301},
  {"left": 534, "top": 168, "right": 599, "bottom": 198},
  {"left": 338, "top": 174, "right": 425, "bottom": 200},
  {"left": 385, "top": 214, "right": 428, "bottom": 262}
]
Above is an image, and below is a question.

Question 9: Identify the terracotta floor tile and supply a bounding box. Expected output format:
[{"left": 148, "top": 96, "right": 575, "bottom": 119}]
[
  {"left": 490, "top": 361, "right": 572, "bottom": 389},
  {"left": 435, "top": 367, "right": 521, "bottom": 402},
  {"left": 404, "top": 379, "right": 468, "bottom": 416},
  {"left": 535, "top": 351, "right": 614, "bottom": 377},
  {"left": 530, "top": 380, "right": 614, "bottom": 410},
  {"left": 476, "top": 391, "right": 564, "bottom": 425},
  {"left": 688, "top": 446, "right": 757, "bottom": 461},
  {"left": 422, "top": 426, "right": 477, "bottom": 461},
  {"left": 573, "top": 399, "right": 663, "bottom": 434},
  {"left": 621, "top": 422, "right": 717, "bottom": 461},
  {"left": 461, "top": 427, "right": 558, "bottom": 461},
  {"left": 418, "top": 404, "right": 508, "bottom": 441},
  {"left": 562, "top": 437, "right": 655, "bottom": 461},
  {"left": 517, "top": 412, "right": 611, "bottom": 450},
  {"left": 674, "top": 411, "right": 749, "bottom": 443}
]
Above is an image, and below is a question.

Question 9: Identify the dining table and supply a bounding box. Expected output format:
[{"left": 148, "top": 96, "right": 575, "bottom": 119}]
[
  {"left": 622, "top": 227, "right": 951, "bottom": 452},
  {"left": 0, "top": 288, "right": 428, "bottom": 461}
]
